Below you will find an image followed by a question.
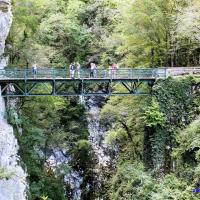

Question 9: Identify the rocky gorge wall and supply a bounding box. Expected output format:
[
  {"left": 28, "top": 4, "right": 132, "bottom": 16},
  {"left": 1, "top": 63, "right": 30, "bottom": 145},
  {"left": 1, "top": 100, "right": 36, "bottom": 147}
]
[{"left": 0, "top": 1, "right": 27, "bottom": 199}]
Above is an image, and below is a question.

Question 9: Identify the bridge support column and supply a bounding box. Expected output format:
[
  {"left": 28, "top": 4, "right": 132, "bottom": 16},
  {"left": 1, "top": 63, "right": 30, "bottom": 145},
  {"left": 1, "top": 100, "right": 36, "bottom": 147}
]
[
  {"left": 52, "top": 80, "right": 56, "bottom": 95},
  {"left": 81, "top": 80, "right": 84, "bottom": 95}
]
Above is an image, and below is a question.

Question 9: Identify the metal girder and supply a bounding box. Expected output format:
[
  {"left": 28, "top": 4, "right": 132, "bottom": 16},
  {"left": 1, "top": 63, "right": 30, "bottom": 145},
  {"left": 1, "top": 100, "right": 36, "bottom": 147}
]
[
  {"left": 82, "top": 80, "right": 111, "bottom": 95},
  {"left": 111, "top": 80, "right": 154, "bottom": 95},
  {"left": 26, "top": 83, "right": 37, "bottom": 94},
  {"left": 55, "top": 80, "right": 82, "bottom": 95},
  {"left": 121, "top": 82, "right": 142, "bottom": 94},
  {"left": 0, "top": 79, "right": 155, "bottom": 97}
]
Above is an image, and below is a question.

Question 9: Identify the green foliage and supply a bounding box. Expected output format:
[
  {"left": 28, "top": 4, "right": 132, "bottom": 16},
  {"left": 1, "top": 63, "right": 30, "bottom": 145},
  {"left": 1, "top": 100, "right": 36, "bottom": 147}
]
[
  {"left": 171, "top": 1, "right": 200, "bottom": 66},
  {"left": 143, "top": 99, "right": 166, "bottom": 128},
  {"left": 105, "top": 129, "right": 128, "bottom": 145},
  {"left": 40, "top": 196, "right": 49, "bottom": 200},
  {"left": 101, "top": 96, "right": 145, "bottom": 159},
  {"left": 0, "top": 167, "right": 15, "bottom": 180},
  {"left": 8, "top": 0, "right": 119, "bottom": 67},
  {"left": 151, "top": 128, "right": 167, "bottom": 172},
  {"left": 9, "top": 0, "right": 200, "bottom": 67},
  {"left": 14, "top": 96, "right": 90, "bottom": 200},
  {"left": 38, "top": 9, "right": 92, "bottom": 64},
  {"left": 6, "top": 107, "right": 22, "bottom": 126},
  {"left": 72, "top": 140, "right": 94, "bottom": 170},
  {"left": 71, "top": 140, "right": 97, "bottom": 200},
  {"left": 7, "top": 0, "right": 49, "bottom": 66},
  {"left": 109, "top": 162, "right": 198, "bottom": 200},
  {"left": 173, "top": 117, "right": 200, "bottom": 178},
  {"left": 153, "top": 77, "right": 198, "bottom": 130},
  {"left": 6, "top": 0, "right": 200, "bottom": 199},
  {"left": 29, "top": 174, "right": 65, "bottom": 200},
  {"left": 174, "top": 117, "right": 200, "bottom": 159},
  {"left": 150, "top": 174, "right": 197, "bottom": 200},
  {"left": 143, "top": 77, "right": 199, "bottom": 172},
  {"left": 105, "top": 0, "right": 176, "bottom": 66},
  {"left": 143, "top": 98, "right": 167, "bottom": 171},
  {"left": 109, "top": 162, "right": 155, "bottom": 200}
]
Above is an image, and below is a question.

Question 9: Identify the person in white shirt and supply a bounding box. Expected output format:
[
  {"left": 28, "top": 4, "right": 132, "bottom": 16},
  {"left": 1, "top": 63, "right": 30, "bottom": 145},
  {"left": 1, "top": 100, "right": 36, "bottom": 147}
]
[
  {"left": 90, "top": 62, "right": 97, "bottom": 78},
  {"left": 76, "top": 62, "right": 81, "bottom": 78},
  {"left": 32, "top": 62, "right": 37, "bottom": 77}
]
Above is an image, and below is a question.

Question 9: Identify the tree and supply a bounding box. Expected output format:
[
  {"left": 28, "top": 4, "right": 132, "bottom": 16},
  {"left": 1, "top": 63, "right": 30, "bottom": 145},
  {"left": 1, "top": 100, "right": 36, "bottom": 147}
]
[
  {"left": 7, "top": 0, "right": 48, "bottom": 66},
  {"left": 107, "top": 0, "right": 176, "bottom": 67},
  {"left": 38, "top": 0, "right": 93, "bottom": 65},
  {"left": 172, "top": 0, "right": 200, "bottom": 66},
  {"left": 100, "top": 96, "right": 145, "bottom": 160}
]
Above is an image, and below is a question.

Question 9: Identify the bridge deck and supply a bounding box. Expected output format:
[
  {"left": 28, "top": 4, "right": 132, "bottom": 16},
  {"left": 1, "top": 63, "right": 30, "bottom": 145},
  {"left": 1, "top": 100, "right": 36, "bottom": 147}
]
[{"left": 0, "top": 67, "right": 199, "bottom": 96}]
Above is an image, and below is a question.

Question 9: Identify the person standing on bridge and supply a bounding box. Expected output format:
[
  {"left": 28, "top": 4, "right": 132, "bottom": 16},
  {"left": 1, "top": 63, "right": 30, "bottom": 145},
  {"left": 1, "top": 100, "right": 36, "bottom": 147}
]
[
  {"left": 76, "top": 62, "right": 81, "bottom": 78},
  {"left": 32, "top": 62, "right": 37, "bottom": 77},
  {"left": 111, "top": 63, "right": 118, "bottom": 78},
  {"left": 90, "top": 63, "right": 95, "bottom": 77},
  {"left": 69, "top": 62, "right": 75, "bottom": 78},
  {"left": 90, "top": 62, "right": 96, "bottom": 78},
  {"left": 93, "top": 63, "right": 97, "bottom": 78}
]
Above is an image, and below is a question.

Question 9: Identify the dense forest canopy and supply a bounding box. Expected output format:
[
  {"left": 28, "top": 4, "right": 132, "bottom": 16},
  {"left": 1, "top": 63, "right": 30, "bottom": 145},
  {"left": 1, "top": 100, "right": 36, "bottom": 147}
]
[
  {"left": 6, "top": 0, "right": 200, "bottom": 67},
  {"left": 2, "top": 0, "right": 200, "bottom": 200}
]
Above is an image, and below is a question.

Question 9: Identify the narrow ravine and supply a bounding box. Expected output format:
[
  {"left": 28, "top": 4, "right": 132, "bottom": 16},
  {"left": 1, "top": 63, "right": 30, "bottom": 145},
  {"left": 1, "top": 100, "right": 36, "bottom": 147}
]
[
  {"left": 85, "top": 95, "right": 113, "bottom": 199},
  {"left": 0, "top": 1, "right": 27, "bottom": 199},
  {"left": 86, "top": 96, "right": 111, "bottom": 169},
  {"left": 46, "top": 149, "right": 83, "bottom": 200},
  {"left": 46, "top": 96, "right": 112, "bottom": 200}
]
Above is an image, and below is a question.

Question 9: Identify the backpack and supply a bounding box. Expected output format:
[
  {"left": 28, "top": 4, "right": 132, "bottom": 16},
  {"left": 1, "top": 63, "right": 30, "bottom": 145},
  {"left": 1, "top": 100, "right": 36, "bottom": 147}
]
[{"left": 70, "top": 64, "right": 75, "bottom": 70}]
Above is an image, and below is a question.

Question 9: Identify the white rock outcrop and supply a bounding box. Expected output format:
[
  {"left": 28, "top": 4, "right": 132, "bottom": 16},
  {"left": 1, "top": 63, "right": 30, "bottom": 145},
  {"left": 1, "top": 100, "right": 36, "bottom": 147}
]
[{"left": 0, "top": 1, "right": 27, "bottom": 199}]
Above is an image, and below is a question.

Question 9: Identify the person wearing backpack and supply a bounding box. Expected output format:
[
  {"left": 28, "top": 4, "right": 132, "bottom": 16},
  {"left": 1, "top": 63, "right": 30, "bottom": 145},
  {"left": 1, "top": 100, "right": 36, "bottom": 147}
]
[{"left": 69, "top": 62, "right": 75, "bottom": 78}]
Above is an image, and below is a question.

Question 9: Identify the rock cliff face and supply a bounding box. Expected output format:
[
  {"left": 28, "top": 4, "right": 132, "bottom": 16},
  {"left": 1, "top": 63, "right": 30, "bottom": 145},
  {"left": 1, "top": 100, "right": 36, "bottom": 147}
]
[
  {"left": 0, "top": 1, "right": 27, "bottom": 199},
  {"left": 0, "top": 0, "right": 12, "bottom": 55}
]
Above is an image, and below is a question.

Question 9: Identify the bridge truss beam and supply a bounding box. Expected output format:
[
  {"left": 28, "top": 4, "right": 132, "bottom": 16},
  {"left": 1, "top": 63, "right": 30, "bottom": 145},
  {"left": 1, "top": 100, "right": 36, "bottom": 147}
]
[{"left": 0, "top": 79, "right": 155, "bottom": 97}]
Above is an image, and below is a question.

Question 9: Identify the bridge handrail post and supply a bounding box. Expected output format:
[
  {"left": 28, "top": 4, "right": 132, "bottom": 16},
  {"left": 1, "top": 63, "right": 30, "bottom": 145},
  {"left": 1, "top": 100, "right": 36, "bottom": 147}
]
[
  {"left": 109, "top": 68, "right": 112, "bottom": 79},
  {"left": 131, "top": 68, "right": 133, "bottom": 79},
  {"left": 166, "top": 68, "right": 170, "bottom": 77},
  {"left": 165, "top": 68, "right": 167, "bottom": 78},
  {"left": 52, "top": 67, "right": 55, "bottom": 79},
  {"left": 24, "top": 68, "right": 27, "bottom": 79}
]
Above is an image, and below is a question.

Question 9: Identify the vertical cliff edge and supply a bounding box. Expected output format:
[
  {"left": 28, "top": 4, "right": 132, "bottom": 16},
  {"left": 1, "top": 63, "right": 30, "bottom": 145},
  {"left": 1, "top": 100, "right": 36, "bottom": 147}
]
[{"left": 0, "top": 1, "right": 27, "bottom": 199}]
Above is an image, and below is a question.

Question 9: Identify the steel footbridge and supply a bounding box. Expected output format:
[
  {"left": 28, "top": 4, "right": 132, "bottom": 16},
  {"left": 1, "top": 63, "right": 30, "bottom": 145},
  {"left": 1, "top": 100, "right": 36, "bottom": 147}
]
[{"left": 0, "top": 67, "right": 199, "bottom": 96}]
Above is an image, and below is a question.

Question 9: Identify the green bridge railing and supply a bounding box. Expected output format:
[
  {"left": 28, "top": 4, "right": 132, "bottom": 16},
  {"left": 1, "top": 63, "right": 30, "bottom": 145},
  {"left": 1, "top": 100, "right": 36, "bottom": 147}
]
[
  {"left": 0, "top": 67, "right": 199, "bottom": 96},
  {"left": 0, "top": 67, "right": 199, "bottom": 80},
  {"left": 0, "top": 68, "right": 167, "bottom": 79}
]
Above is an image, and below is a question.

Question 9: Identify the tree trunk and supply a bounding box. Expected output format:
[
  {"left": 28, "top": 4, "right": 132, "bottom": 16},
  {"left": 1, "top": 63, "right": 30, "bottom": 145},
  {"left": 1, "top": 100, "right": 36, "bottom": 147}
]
[{"left": 119, "top": 120, "right": 133, "bottom": 142}]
